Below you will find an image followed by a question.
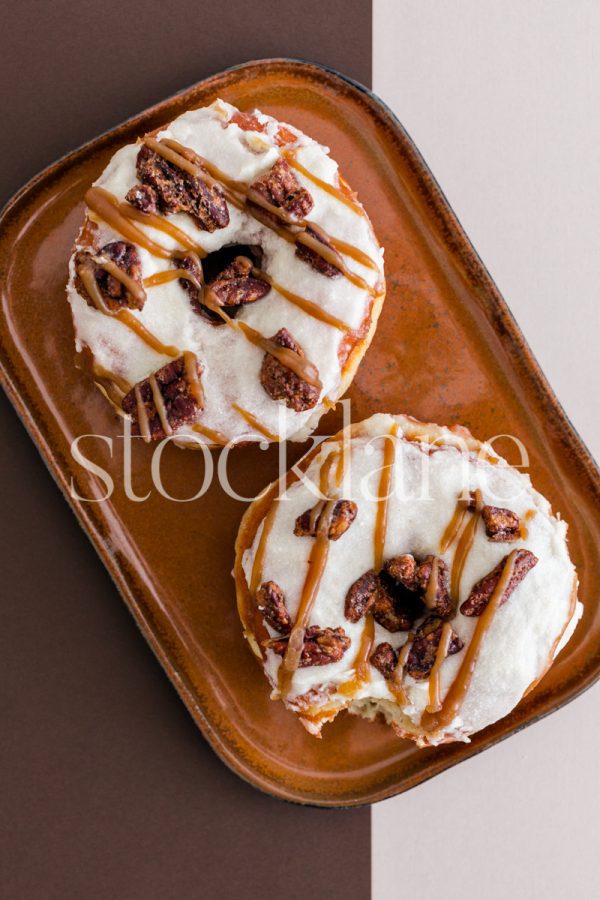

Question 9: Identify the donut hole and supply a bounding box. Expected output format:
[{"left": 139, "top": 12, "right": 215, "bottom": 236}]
[{"left": 202, "top": 243, "right": 263, "bottom": 283}]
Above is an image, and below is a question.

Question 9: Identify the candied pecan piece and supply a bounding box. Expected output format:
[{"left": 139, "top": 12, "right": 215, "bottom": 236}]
[
  {"left": 121, "top": 355, "right": 204, "bottom": 440},
  {"left": 370, "top": 642, "right": 398, "bottom": 679},
  {"left": 385, "top": 554, "right": 417, "bottom": 588},
  {"left": 76, "top": 241, "right": 146, "bottom": 312},
  {"left": 371, "top": 573, "right": 419, "bottom": 633},
  {"left": 460, "top": 549, "right": 538, "bottom": 617},
  {"left": 345, "top": 570, "right": 378, "bottom": 623},
  {"left": 270, "top": 626, "right": 351, "bottom": 667},
  {"left": 259, "top": 327, "right": 320, "bottom": 412},
  {"left": 385, "top": 554, "right": 453, "bottom": 619},
  {"left": 175, "top": 252, "right": 214, "bottom": 320},
  {"left": 248, "top": 157, "right": 313, "bottom": 221},
  {"left": 481, "top": 505, "right": 521, "bottom": 542},
  {"left": 125, "top": 183, "right": 158, "bottom": 214},
  {"left": 405, "top": 617, "right": 464, "bottom": 681},
  {"left": 294, "top": 499, "right": 357, "bottom": 541},
  {"left": 256, "top": 581, "right": 291, "bottom": 634},
  {"left": 209, "top": 255, "right": 270, "bottom": 308},
  {"left": 135, "top": 144, "right": 229, "bottom": 232},
  {"left": 295, "top": 224, "right": 343, "bottom": 277}
]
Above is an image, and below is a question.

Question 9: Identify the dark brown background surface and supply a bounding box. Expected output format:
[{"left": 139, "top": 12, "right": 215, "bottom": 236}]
[{"left": 0, "top": 3, "right": 372, "bottom": 897}]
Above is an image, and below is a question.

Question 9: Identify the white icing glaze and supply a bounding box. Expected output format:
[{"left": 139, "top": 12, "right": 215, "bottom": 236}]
[
  {"left": 66, "top": 100, "right": 384, "bottom": 443},
  {"left": 241, "top": 413, "right": 581, "bottom": 744}
]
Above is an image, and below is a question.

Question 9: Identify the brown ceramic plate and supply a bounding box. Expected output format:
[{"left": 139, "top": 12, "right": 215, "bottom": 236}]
[{"left": 1, "top": 59, "right": 598, "bottom": 807}]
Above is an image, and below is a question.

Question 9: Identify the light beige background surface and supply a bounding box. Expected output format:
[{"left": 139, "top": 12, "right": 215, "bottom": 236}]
[{"left": 372, "top": 2, "right": 599, "bottom": 897}]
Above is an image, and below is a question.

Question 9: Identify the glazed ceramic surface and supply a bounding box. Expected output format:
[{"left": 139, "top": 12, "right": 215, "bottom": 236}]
[{"left": 1, "top": 59, "right": 598, "bottom": 806}]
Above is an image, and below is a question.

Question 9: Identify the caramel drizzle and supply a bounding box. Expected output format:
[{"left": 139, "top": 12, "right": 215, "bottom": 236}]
[
  {"left": 243, "top": 480, "right": 288, "bottom": 652},
  {"left": 283, "top": 151, "right": 380, "bottom": 273},
  {"left": 143, "top": 260, "right": 350, "bottom": 333},
  {"left": 421, "top": 551, "right": 519, "bottom": 733},
  {"left": 144, "top": 267, "right": 203, "bottom": 290},
  {"left": 86, "top": 187, "right": 179, "bottom": 259},
  {"left": 423, "top": 557, "right": 440, "bottom": 610},
  {"left": 118, "top": 197, "right": 206, "bottom": 256},
  {"left": 374, "top": 424, "right": 399, "bottom": 570},
  {"left": 202, "top": 288, "right": 322, "bottom": 390},
  {"left": 342, "top": 423, "right": 399, "bottom": 695},
  {"left": 426, "top": 622, "right": 454, "bottom": 713},
  {"left": 278, "top": 452, "right": 340, "bottom": 698},
  {"left": 439, "top": 490, "right": 484, "bottom": 601},
  {"left": 92, "top": 362, "right": 130, "bottom": 396},
  {"left": 309, "top": 500, "right": 326, "bottom": 531},
  {"left": 389, "top": 640, "right": 412, "bottom": 705},
  {"left": 249, "top": 502, "right": 280, "bottom": 596},
  {"left": 86, "top": 185, "right": 206, "bottom": 257},
  {"left": 440, "top": 502, "right": 469, "bottom": 554},
  {"left": 231, "top": 403, "right": 279, "bottom": 442},
  {"left": 295, "top": 224, "right": 374, "bottom": 294},
  {"left": 91, "top": 255, "right": 147, "bottom": 306},
  {"left": 183, "top": 350, "right": 204, "bottom": 407},
  {"left": 191, "top": 422, "right": 230, "bottom": 446},
  {"left": 283, "top": 151, "right": 366, "bottom": 218},
  {"left": 148, "top": 138, "right": 379, "bottom": 295},
  {"left": 148, "top": 374, "right": 172, "bottom": 437},
  {"left": 335, "top": 429, "right": 350, "bottom": 488},
  {"left": 134, "top": 384, "right": 151, "bottom": 443},
  {"left": 520, "top": 508, "right": 536, "bottom": 540},
  {"left": 92, "top": 362, "right": 130, "bottom": 414},
  {"left": 253, "top": 267, "right": 350, "bottom": 332},
  {"left": 77, "top": 257, "right": 180, "bottom": 358},
  {"left": 130, "top": 350, "right": 202, "bottom": 444}
]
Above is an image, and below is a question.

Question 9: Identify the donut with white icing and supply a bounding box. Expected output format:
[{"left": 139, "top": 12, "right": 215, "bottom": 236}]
[
  {"left": 235, "top": 414, "right": 581, "bottom": 745},
  {"left": 66, "top": 100, "right": 385, "bottom": 446}
]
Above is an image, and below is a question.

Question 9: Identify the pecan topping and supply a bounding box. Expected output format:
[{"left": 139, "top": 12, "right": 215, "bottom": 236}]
[
  {"left": 259, "top": 327, "right": 320, "bottom": 412},
  {"left": 209, "top": 255, "right": 270, "bottom": 309},
  {"left": 133, "top": 144, "right": 229, "bottom": 232},
  {"left": 385, "top": 554, "right": 453, "bottom": 619},
  {"left": 370, "top": 642, "right": 397, "bottom": 679},
  {"left": 460, "top": 549, "right": 538, "bottom": 617},
  {"left": 345, "top": 570, "right": 379, "bottom": 623},
  {"left": 270, "top": 626, "right": 351, "bottom": 667},
  {"left": 295, "top": 224, "right": 343, "bottom": 277},
  {"left": 248, "top": 158, "right": 313, "bottom": 222},
  {"left": 405, "top": 617, "right": 464, "bottom": 681},
  {"left": 125, "top": 183, "right": 158, "bottom": 214},
  {"left": 121, "top": 355, "right": 204, "bottom": 440},
  {"left": 294, "top": 499, "right": 357, "bottom": 541},
  {"left": 481, "top": 505, "right": 521, "bottom": 542},
  {"left": 371, "top": 574, "right": 419, "bottom": 633},
  {"left": 464, "top": 491, "right": 522, "bottom": 542},
  {"left": 176, "top": 253, "right": 213, "bottom": 321},
  {"left": 344, "top": 569, "right": 420, "bottom": 630},
  {"left": 256, "top": 581, "right": 291, "bottom": 634},
  {"left": 75, "top": 241, "right": 145, "bottom": 312}
]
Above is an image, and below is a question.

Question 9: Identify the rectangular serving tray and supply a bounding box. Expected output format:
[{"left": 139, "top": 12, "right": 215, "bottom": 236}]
[{"left": 1, "top": 59, "right": 598, "bottom": 806}]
